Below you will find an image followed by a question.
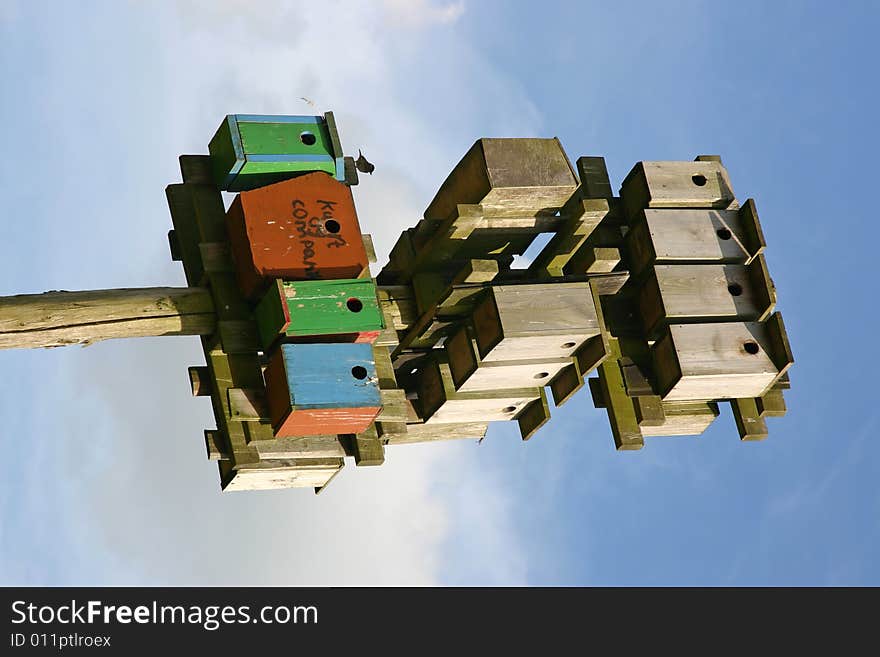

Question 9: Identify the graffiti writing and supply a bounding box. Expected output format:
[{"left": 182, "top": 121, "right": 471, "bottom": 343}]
[{"left": 291, "top": 199, "right": 348, "bottom": 278}]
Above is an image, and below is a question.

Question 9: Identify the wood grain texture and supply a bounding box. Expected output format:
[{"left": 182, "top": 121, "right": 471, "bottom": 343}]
[
  {"left": 620, "top": 160, "right": 736, "bottom": 220},
  {"left": 518, "top": 389, "right": 550, "bottom": 440},
  {"left": 222, "top": 458, "right": 344, "bottom": 491},
  {"left": 254, "top": 435, "right": 348, "bottom": 459},
  {"left": 625, "top": 208, "right": 752, "bottom": 274},
  {"left": 596, "top": 338, "right": 644, "bottom": 450},
  {"left": 527, "top": 197, "right": 611, "bottom": 277},
  {"left": 351, "top": 425, "right": 385, "bottom": 466},
  {"left": 638, "top": 262, "right": 774, "bottom": 336},
  {"left": 731, "top": 398, "right": 768, "bottom": 441},
  {"left": 205, "top": 430, "right": 229, "bottom": 461},
  {"left": 472, "top": 282, "right": 600, "bottom": 362},
  {"left": 380, "top": 421, "right": 489, "bottom": 445},
  {"left": 653, "top": 322, "right": 780, "bottom": 401},
  {"left": 413, "top": 355, "right": 540, "bottom": 424},
  {"left": 0, "top": 287, "right": 215, "bottom": 349},
  {"left": 255, "top": 278, "right": 383, "bottom": 348},
  {"left": 422, "top": 138, "right": 577, "bottom": 224},
  {"left": 640, "top": 400, "right": 720, "bottom": 437},
  {"left": 756, "top": 387, "right": 787, "bottom": 417}
]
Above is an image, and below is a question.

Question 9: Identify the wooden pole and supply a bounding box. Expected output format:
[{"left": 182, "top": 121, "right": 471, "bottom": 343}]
[{"left": 0, "top": 287, "right": 215, "bottom": 349}]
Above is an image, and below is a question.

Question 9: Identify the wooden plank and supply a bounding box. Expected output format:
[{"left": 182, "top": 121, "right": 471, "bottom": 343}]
[
  {"left": 738, "top": 199, "right": 767, "bottom": 263},
  {"left": 421, "top": 138, "right": 578, "bottom": 224},
  {"left": 205, "top": 430, "right": 230, "bottom": 461},
  {"left": 0, "top": 287, "right": 216, "bottom": 350},
  {"left": 756, "top": 387, "right": 787, "bottom": 417},
  {"left": 179, "top": 154, "right": 214, "bottom": 184},
  {"left": 633, "top": 396, "right": 666, "bottom": 427},
  {"left": 590, "top": 271, "right": 630, "bottom": 296},
  {"left": 343, "top": 156, "right": 359, "bottom": 186},
  {"left": 575, "top": 156, "right": 614, "bottom": 199},
  {"left": 217, "top": 319, "right": 260, "bottom": 354},
  {"left": 763, "top": 311, "right": 794, "bottom": 382},
  {"left": 445, "top": 324, "right": 478, "bottom": 389},
  {"left": 588, "top": 377, "right": 605, "bottom": 408},
  {"left": 412, "top": 355, "right": 541, "bottom": 424},
  {"left": 652, "top": 322, "right": 780, "bottom": 401},
  {"left": 202, "top": 337, "right": 267, "bottom": 465},
  {"left": 254, "top": 435, "right": 348, "bottom": 459},
  {"left": 390, "top": 258, "right": 506, "bottom": 358},
  {"left": 582, "top": 247, "right": 620, "bottom": 274},
  {"left": 624, "top": 208, "right": 753, "bottom": 275},
  {"left": 189, "top": 366, "right": 212, "bottom": 397},
  {"left": 518, "top": 389, "right": 551, "bottom": 440},
  {"left": 445, "top": 324, "right": 572, "bottom": 392},
  {"left": 166, "top": 184, "right": 205, "bottom": 286},
  {"left": 351, "top": 425, "right": 385, "bottom": 466},
  {"left": 222, "top": 458, "right": 344, "bottom": 491},
  {"left": 731, "top": 398, "right": 768, "bottom": 441},
  {"left": 641, "top": 400, "right": 720, "bottom": 437},
  {"left": 377, "top": 388, "right": 409, "bottom": 422},
  {"left": 549, "top": 362, "right": 581, "bottom": 407},
  {"left": 380, "top": 422, "right": 488, "bottom": 445},
  {"left": 0, "top": 315, "right": 216, "bottom": 351},
  {"left": 620, "top": 160, "right": 736, "bottom": 220},
  {"left": 255, "top": 278, "right": 383, "bottom": 347},
  {"left": 228, "top": 388, "right": 271, "bottom": 422},
  {"left": 168, "top": 230, "right": 182, "bottom": 261},
  {"left": 199, "top": 241, "right": 235, "bottom": 273},
  {"left": 597, "top": 338, "right": 644, "bottom": 450},
  {"left": 527, "top": 197, "right": 611, "bottom": 278},
  {"left": 376, "top": 285, "right": 418, "bottom": 331},
  {"left": 638, "top": 262, "right": 774, "bottom": 336},
  {"left": 372, "top": 344, "right": 398, "bottom": 388},
  {"left": 458, "top": 357, "right": 572, "bottom": 392},
  {"left": 472, "top": 282, "right": 600, "bottom": 362},
  {"left": 0, "top": 287, "right": 214, "bottom": 334},
  {"left": 362, "top": 233, "right": 377, "bottom": 263},
  {"left": 314, "top": 464, "right": 345, "bottom": 495}
]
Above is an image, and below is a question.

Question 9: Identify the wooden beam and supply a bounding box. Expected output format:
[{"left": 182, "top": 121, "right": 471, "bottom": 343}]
[{"left": 0, "top": 287, "right": 215, "bottom": 350}]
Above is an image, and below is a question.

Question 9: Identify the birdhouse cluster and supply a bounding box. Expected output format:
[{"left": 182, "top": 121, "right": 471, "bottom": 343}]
[{"left": 161, "top": 114, "right": 792, "bottom": 492}]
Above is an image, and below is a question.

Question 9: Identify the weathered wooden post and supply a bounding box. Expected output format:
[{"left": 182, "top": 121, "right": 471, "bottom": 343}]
[{"left": 0, "top": 287, "right": 215, "bottom": 349}]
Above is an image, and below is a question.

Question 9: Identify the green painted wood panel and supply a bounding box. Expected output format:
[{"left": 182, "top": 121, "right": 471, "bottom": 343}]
[
  {"left": 208, "top": 115, "right": 341, "bottom": 191},
  {"left": 255, "top": 278, "right": 384, "bottom": 348},
  {"left": 238, "top": 121, "right": 333, "bottom": 156}
]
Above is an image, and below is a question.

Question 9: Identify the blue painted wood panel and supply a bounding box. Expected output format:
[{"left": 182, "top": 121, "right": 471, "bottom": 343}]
[{"left": 280, "top": 343, "right": 380, "bottom": 409}]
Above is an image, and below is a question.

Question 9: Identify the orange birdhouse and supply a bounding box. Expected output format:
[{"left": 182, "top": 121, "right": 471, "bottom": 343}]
[{"left": 226, "top": 172, "right": 369, "bottom": 299}]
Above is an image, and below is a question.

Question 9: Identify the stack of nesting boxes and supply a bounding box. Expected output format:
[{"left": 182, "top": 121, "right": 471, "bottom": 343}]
[
  {"left": 379, "top": 138, "right": 613, "bottom": 441},
  {"left": 609, "top": 159, "right": 793, "bottom": 443},
  {"left": 206, "top": 114, "right": 390, "bottom": 486}
]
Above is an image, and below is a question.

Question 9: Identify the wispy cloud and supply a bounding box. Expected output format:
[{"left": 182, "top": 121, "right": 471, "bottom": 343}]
[
  {"left": 0, "top": 0, "right": 535, "bottom": 586},
  {"left": 383, "top": 0, "right": 465, "bottom": 28}
]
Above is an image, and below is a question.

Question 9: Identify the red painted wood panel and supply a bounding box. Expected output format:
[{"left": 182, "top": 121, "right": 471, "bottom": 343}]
[
  {"left": 227, "top": 172, "right": 369, "bottom": 298},
  {"left": 274, "top": 407, "right": 381, "bottom": 437}
]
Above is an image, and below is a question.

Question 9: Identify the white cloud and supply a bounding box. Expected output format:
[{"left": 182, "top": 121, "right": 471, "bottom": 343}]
[
  {"left": 382, "top": 0, "right": 466, "bottom": 28},
  {"left": 0, "top": 0, "right": 541, "bottom": 585}
]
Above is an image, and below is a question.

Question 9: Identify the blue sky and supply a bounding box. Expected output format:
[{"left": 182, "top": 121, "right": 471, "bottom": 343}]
[{"left": 0, "top": 0, "right": 877, "bottom": 586}]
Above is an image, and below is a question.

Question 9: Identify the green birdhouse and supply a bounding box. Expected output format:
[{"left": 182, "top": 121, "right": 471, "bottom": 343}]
[{"left": 208, "top": 113, "right": 345, "bottom": 191}]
